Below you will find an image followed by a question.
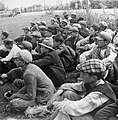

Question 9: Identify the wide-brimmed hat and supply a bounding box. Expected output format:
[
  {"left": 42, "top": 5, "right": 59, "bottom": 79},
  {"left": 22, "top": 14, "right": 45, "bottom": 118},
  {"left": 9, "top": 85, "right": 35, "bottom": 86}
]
[{"left": 39, "top": 37, "right": 54, "bottom": 50}]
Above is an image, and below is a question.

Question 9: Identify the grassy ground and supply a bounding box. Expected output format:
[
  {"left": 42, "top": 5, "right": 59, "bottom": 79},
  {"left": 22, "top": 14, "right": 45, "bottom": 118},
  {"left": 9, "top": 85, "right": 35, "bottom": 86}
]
[{"left": 0, "top": 11, "right": 54, "bottom": 40}]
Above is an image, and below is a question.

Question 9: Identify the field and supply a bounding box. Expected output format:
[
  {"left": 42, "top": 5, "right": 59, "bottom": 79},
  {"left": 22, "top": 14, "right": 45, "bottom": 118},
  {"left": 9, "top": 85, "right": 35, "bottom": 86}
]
[
  {"left": 0, "top": 9, "right": 118, "bottom": 119},
  {"left": 0, "top": 9, "right": 118, "bottom": 40}
]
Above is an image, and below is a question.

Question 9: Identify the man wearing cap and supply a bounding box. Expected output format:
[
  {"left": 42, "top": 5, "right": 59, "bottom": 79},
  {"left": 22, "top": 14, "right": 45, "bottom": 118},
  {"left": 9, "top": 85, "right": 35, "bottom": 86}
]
[
  {"left": 31, "top": 31, "right": 42, "bottom": 50},
  {"left": 53, "top": 34, "right": 76, "bottom": 72},
  {"left": 65, "top": 27, "right": 83, "bottom": 51},
  {"left": 32, "top": 37, "right": 65, "bottom": 88},
  {"left": 0, "top": 30, "right": 10, "bottom": 58},
  {"left": 79, "top": 20, "right": 90, "bottom": 38},
  {"left": 0, "top": 39, "right": 21, "bottom": 74},
  {"left": 80, "top": 31, "right": 117, "bottom": 83},
  {"left": 4, "top": 50, "right": 56, "bottom": 111},
  {"left": 30, "top": 21, "right": 38, "bottom": 33},
  {"left": 49, "top": 59, "right": 116, "bottom": 120}
]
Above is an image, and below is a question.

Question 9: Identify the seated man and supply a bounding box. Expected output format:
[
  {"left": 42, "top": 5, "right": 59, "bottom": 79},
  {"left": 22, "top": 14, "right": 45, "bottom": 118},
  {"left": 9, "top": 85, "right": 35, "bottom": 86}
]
[
  {"left": 48, "top": 59, "right": 116, "bottom": 120},
  {"left": 32, "top": 37, "right": 66, "bottom": 88},
  {"left": 53, "top": 34, "right": 76, "bottom": 72},
  {"left": 4, "top": 50, "right": 56, "bottom": 111},
  {"left": 0, "top": 39, "right": 21, "bottom": 74},
  {"left": 80, "top": 31, "right": 117, "bottom": 84}
]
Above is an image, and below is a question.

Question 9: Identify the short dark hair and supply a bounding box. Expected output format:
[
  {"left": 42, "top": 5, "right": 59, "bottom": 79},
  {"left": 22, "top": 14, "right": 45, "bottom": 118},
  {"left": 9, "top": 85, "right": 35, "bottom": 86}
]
[{"left": 2, "top": 31, "right": 9, "bottom": 38}]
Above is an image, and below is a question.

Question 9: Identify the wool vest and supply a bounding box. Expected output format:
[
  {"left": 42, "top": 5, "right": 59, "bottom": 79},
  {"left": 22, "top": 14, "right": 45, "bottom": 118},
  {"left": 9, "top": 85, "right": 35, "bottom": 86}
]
[{"left": 84, "top": 81, "right": 116, "bottom": 116}]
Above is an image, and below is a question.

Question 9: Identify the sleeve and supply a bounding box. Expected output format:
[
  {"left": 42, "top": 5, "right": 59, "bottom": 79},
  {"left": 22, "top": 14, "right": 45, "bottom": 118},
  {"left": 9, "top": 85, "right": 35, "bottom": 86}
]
[
  {"left": 53, "top": 92, "right": 109, "bottom": 116},
  {"left": 1, "top": 45, "right": 20, "bottom": 61},
  {"left": 79, "top": 49, "right": 92, "bottom": 63},
  {"left": 55, "top": 46, "right": 65, "bottom": 55},
  {"left": 16, "top": 74, "right": 37, "bottom": 100},
  {"left": 1, "top": 49, "right": 13, "bottom": 61},
  {"left": 32, "top": 55, "right": 52, "bottom": 67},
  {"left": 102, "top": 49, "right": 117, "bottom": 63}
]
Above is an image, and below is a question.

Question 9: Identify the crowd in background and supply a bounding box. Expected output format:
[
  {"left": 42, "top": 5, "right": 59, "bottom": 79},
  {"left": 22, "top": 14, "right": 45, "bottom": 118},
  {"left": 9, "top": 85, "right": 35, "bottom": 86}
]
[{"left": 1, "top": 11, "right": 118, "bottom": 120}]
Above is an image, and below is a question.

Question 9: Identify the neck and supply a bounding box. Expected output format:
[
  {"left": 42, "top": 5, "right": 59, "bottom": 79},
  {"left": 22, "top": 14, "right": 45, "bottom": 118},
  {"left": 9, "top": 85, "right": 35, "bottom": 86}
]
[{"left": 21, "top": 64, "right": 28, "bottom": 72}]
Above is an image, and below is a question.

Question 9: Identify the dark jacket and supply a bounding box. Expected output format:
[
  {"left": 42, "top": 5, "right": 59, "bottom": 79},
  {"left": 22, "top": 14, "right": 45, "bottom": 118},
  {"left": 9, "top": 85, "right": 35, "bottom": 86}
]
[
  {"left": 55, "top": 43, "right": 76, "bottom": 72},
  {"left": 65, "top": 35, "right": 83, "bottom": 51},
  {"left": 85, "top": 81, "right": 116, "bottom": 116},
  {"left": 32, "top": 50, "right": 66, "bottom": 88}
]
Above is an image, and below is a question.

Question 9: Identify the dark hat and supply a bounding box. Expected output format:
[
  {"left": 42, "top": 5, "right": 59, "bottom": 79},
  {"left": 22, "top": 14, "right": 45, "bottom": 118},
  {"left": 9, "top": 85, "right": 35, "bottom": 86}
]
[
  {"left": 4, "top": 38, "right": 13, "bottom": 45},
  {"left": 22, "top": 27, "right": 30, "bottom": 31},
  {"left": 30, "top": 21, "right": 35, "bottom": 25},
  {"left": 2, "top": 30, "right": 9, "bottom": 38},
  {"left": 46, "top": 26, "right": 54, "bottom": 33}
]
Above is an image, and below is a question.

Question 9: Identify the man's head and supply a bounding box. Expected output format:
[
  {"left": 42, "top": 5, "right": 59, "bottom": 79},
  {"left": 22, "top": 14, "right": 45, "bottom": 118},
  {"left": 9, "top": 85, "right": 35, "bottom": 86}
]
[
  {"left": 71, "top": 12, "right": 76, "bottom": 19},
  {"left": 76, "top": 59, "right": 106, "bottom": 84},
  {"left": 1, "top": 30, "right": 9, "bottom": 40},
  {"left": 4, "top": 38, "right": 13, "bottom": 49},
  {"left": 39, "top": 37, "right": 54, "bottom": 54},
  {"left": 53, "top": 34, "right": 64, "bottom": 48},
  {"left": 95, "top": 31, "right": 112, "bottom": 48},
  {"left": 22, "top": 27, "right": 30, "bottom": 35},
  {"left": 19, "top": 41, "right": 33, "bottom": 52},
  {"left": 99, "top": 21, "right": 108, "bottom": 31},
  {"left": 14, "top": 50, "right": 32, "bottom": 67},
  {"left": 69, "top": 27, "right": 79, "bottom": 38}
]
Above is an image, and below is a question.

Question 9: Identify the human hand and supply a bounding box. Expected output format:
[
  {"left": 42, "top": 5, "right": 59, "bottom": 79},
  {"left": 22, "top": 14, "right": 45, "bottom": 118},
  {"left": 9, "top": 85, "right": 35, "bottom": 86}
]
[{"left": 1, "top": 74, "right": 7, "bottom": 79}]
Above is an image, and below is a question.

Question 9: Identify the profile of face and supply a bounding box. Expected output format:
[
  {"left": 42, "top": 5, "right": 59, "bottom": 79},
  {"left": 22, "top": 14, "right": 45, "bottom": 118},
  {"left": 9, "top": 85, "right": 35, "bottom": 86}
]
[
  {"left": 51, "top": 20, "right": 55, "bottom": 25},
  {"left": 62, "top": 30, "right": 68, "bottom": 39},
  {"left": 40, "top": 45, "right": 49, "bottom": 54},
  {"left": 70, "top": 31, "right": 77, "bottom": 38},
  {"left": 1, "top": 33, "right": 6, "bottom": 40},
  {"left": 53, "top": 40, "right": 60, "bottom": 48},
  {"left": 14, "top": 58, "right": 24, "bottom": 68},
  {"left": 90, "top": 27, "right": 95, "bottom": 36},
  {"left": 44, "top": 31, "right": 52, "bottom": 37},
  {"left": 95, "top": 38, "right": 106, "bottom": 48},
  {"left": 23, "top": 30, "right": 29, "bottom": 35},
  {"left": 80, "top": 72, "right": 94, "bottom": 84}
]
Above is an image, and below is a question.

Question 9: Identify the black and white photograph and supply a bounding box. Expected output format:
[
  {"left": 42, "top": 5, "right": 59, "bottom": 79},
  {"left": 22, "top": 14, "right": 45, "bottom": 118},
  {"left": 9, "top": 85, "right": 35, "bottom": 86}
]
[{"left": 0, "top": 0, "right": 118, "bottom": 119}]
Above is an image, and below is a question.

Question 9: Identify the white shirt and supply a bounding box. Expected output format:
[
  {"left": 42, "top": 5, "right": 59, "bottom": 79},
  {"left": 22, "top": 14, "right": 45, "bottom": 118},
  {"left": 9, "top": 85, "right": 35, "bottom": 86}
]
[{"left": 1, "top": 44, "right": 21, "bottom": 61}]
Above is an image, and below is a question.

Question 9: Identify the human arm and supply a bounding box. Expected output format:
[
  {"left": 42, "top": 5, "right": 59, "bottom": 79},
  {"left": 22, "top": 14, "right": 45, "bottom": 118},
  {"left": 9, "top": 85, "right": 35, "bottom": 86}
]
[
  {"left": 53, "top": 91, "right": 109, "bottom": 116},
  {"left": 32, "top": 55, "right": 53, "bottom": 67},
  {"left": 10, "top": 74, "right": 37, "bottom": 100}
]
